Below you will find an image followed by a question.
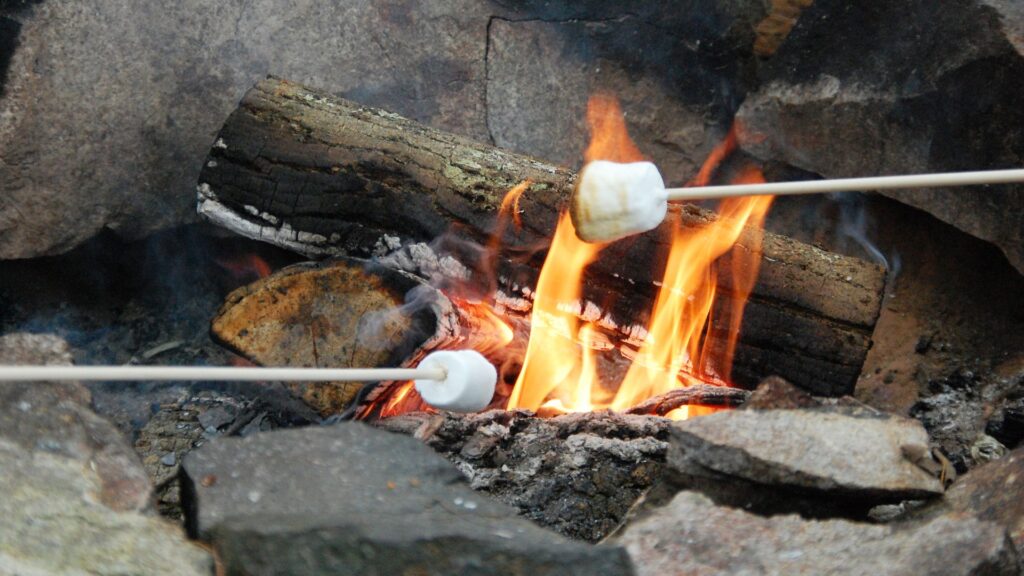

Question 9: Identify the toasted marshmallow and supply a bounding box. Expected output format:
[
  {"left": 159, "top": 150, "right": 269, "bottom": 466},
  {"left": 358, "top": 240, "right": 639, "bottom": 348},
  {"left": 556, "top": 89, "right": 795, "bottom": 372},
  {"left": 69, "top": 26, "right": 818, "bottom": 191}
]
[
  {"left": 414, "top": 350, "right": 496, "bottom": 412},
  {"left": 571, "top": 160, "right": 667, "bottom": 243}
]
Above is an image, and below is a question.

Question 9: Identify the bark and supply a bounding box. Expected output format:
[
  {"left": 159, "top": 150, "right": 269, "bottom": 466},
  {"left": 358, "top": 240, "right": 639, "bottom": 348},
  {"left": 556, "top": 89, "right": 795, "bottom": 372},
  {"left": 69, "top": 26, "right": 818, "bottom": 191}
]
[{"left": 198, "top": 77, "right": 886, "bottom": 396}]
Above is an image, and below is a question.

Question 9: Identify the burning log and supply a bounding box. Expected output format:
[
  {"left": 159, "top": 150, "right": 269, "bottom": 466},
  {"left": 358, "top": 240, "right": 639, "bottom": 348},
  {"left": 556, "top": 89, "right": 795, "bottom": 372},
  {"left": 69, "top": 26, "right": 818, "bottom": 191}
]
[{"left": 198, "top": 78, "right": 886, "bottom": 396}]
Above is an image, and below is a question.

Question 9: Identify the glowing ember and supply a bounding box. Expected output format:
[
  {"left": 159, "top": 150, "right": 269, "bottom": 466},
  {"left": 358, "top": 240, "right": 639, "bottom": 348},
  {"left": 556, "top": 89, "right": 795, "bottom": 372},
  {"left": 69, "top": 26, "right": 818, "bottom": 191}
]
[{"left": 217, "top": 253, "right": 272, "bottom": 282}]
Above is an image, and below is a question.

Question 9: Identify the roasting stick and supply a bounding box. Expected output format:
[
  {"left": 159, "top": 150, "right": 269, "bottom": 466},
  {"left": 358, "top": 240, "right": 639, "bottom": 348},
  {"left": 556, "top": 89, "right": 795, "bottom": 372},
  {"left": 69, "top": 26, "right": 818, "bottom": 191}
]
[
  {"left": 0, "top": 350, "right": 499, "bottom": 413},
  {"left": 0, "top": 365, "right": 443, "bottom": 382},
  {"left": 572, "top": 162, "right": 1024, "bottom": 243},
  {"left": 664, "top": 168, "right": 1024, "bottom": 200}
]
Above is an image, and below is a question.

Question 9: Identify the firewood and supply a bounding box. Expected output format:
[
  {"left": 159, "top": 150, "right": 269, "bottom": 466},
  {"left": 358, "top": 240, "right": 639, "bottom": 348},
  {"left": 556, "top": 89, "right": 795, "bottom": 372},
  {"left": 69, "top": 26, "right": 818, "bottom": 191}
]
[
  {"left": 624, "top": 386, "right": 751, "bottom": 416},
  {"left": 198, "top": 77, "right": 886, "bottom": 396}
]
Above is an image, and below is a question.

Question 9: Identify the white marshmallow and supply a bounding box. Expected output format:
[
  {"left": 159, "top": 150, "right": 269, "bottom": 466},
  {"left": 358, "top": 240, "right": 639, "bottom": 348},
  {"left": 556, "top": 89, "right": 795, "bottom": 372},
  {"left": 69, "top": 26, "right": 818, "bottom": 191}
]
[
  {"left": 414, "top": 350, "right": 497, "bottom": 413},
  {"left": 571, "top": 160, "right": 668, "bottom": 243}
]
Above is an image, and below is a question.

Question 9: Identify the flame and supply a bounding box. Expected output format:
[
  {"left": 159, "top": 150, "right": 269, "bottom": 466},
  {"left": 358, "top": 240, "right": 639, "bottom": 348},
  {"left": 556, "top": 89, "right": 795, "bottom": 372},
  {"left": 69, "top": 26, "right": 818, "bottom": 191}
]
[
  {"left": 584, "top": 93, "right": 645, "bottom": 163},
  {"left": 217, "top": 253, "right": 271, "bottom": 281},
  {"left": 379, "top": 381, "right": 417, "bottom": 418},
  {"left": 453, "top": 298, "right": 515, "bottom": 356},
  {"left": 498, "top": 180, "right": 530, "bottom": 231},
  {"left": 505, "top": 213, "right": 603, "bottom": 410},
  {"left": 367, "top": 95, "right": 774, "bottom": 423},
  {"left": 506, "top": 96, "right": 773, "bottom": 420}
]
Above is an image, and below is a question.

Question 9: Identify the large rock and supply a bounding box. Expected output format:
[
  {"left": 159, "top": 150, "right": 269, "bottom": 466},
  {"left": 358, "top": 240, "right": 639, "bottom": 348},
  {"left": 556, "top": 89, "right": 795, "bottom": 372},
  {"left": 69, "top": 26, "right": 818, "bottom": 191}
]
[
  {"left": 665, "top": 408, "right": 945, "bottom": 513},
  {"left": 915, "top": 447, "right": 1024, "bottom": 558},
  {"left": 0, "top": 0, "right": 768, "bottom": 259},
  {"left": 0, "top": 440, "right": 212, "bottom": 575},
  {"left": 0, "top": 332, "right": 151, "bottom": 510},
  {"left": 0, "top": 333, "right": 211, "bottom": 574},
  {"left": 181, "top": 423, "right": 633, "bottom": 576},
  {"left": 616, "top": 491, "right": 1019, "bottom": 576},
  {"left": 0, "top": 0, "right": 492, "bottom": 259},
  {"left": 736, "top": 0, "right": 1024, "bottom": 274},
  {"left": 486, "top": 1, "right": 767, "bottom": 185}
]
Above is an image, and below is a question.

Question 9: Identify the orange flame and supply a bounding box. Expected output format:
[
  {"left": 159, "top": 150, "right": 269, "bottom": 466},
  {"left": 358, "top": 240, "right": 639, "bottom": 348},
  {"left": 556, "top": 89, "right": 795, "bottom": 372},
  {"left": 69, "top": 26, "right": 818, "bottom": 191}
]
[
  {"left": 367, "top": 95, "right": 774, "bottom": 423},
  {"left": 506, "top": 95, "right": 773, "bottom": 420},
  {"left": 584, "top": 93, "right": 645, "bottom": 163},
  {"left": 505, "top": 213, "right": 603, "bottom": 410},
  {"left": 217, "top": 253, "right": 271, "bottom": 281}
]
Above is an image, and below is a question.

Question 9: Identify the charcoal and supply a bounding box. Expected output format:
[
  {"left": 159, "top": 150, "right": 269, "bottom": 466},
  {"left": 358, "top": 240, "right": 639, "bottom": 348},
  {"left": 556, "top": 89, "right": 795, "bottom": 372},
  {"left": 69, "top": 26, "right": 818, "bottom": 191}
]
[{"left": 377, "top": 410, "right": 670, "bottom": 542}]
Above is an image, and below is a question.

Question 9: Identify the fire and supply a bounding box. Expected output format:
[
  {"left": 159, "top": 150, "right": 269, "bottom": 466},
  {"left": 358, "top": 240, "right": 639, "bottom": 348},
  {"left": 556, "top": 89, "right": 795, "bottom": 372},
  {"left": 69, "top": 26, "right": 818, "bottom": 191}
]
[
  {"left": 505, "top": 213, "right": 603, "bottom": 410},
  {"left": 217, "top": 253, "right": 271, "bottom": 282},
  {"left": 364, "top": 94, "right": 774, "bottom": 422},
  {"left": 505, "top": 95, "right": 773, "bottom": 420},
  {"left": 584, "top": 92, "right": 646, "bottom": 163}
]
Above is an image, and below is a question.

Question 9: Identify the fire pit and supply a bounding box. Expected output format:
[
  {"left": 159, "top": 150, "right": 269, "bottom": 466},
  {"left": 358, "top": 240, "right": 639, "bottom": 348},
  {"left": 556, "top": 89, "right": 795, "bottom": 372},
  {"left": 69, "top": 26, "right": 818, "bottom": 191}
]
[
  {"left": 2, "top": 2, "right": 1024, "bottom": 573},
  {"left": 198, "top": 79, "right": 888, "bottom": 421}
]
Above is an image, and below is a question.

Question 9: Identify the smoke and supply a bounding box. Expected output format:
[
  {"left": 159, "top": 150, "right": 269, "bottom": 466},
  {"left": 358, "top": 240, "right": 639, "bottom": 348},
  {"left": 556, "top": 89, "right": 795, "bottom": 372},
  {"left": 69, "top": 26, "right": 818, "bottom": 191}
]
[{"left": 831, "top": 192, "right": 901, "bottom": 277}]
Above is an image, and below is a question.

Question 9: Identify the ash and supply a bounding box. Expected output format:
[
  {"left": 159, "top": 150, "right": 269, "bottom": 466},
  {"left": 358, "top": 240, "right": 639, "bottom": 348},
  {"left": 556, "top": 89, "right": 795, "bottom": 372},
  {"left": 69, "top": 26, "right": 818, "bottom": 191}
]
[{"left": 377, "top": 409, "right": 670, "bottom": 542}]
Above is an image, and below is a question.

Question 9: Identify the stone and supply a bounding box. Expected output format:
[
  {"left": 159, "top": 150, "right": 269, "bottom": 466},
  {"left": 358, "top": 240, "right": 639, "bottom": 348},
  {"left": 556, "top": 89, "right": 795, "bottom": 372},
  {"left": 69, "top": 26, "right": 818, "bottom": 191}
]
[
  {"left": 486, "top": 0, "right": 768, "bottom": 185},
  {"left": 914, "top": 446, "right": 1024, "bottom": 558},
  {"left": 665, "top": 408, "right": 945, "bottom": 514},
  {"left": 0, "top": 440, "right": 212, "bottom": 575},
  {"left": 0, "top": 333, "right": 151, "bottom": 511},
  {"left": 210, "top": 258, "right": 452, "bottom": 415},
  {"left": 736, "top": 0, "right": 1024, "bottom": 274},
  {"left": 616, "top": 491, "right": 1019, "bottom": 576},
  {"left": 1, "top": 0, "right": 769, "bottom": 259},
  {"left": 0, "top": 333, "right": 211, "bottom": 574},
  {"left": 181, "top": 423, "right": 633, "bottom": 576},
  {"left": 0, "top": 0, "right": 492, "bottom": 259}
]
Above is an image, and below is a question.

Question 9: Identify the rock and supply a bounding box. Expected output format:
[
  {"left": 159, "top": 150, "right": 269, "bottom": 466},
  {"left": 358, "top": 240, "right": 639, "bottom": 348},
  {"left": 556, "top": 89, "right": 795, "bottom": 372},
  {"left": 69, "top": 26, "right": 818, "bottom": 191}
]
[
  {"left": 210, "top": 258, "right": 452, "bottom": 415},
  {"left": 987, "top": 391, "right": 1024, "bottom": 449},
  {"left": 915, "top": 447, "right": 1024, "bottom": 557},
  {"left": 378, "top": 409, "right": 670, "bottom": 542},
  {"left": 181, "top": 423, "right": 633, "bottom": 576},
  {"left": 665, "top": 408, "right": 945, "bottom": 514},
  {"left": 616, "top": 491, "right": 1019, "bottom": 576},
  {"left": 0, "top": 440, "right": 212, "bottom": 575},
  {"left": 0, "top": 0, "right": 492, "bottom": 259},
  {"left": 0, "top": 333, "right": 212, "bottom": 574},
  {"left": 736, "top": 0, "right": 1024, "bottom": 274},
  {"left": 1, "top": 0, "right": 768, "bottom": 259},
  {"left": 0, "top": 333, "right": 151, "bottom": 511},
  {"left": 486, "top": 1, "right": 767, "bottom": 185},
  {"left": 742, "top": 376, "right": 820, "bottom": 409}
]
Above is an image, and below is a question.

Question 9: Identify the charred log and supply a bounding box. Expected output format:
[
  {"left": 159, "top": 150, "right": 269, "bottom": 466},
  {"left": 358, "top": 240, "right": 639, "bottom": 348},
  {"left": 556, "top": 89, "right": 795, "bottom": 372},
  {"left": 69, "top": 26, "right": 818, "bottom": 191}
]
[
  {"left": 625, "top": 386, "right": 751, "bottom": 416},
  {"left": 198, "top": 77, "right": 886, "bottom": 396}
]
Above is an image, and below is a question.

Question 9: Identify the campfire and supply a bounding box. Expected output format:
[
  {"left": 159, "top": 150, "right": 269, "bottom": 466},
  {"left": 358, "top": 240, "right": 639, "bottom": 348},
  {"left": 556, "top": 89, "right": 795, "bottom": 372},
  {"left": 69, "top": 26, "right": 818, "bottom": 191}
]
[
  {"left": 5, "top": 2, "right": 1024, "bottom": 571},
  {"left": 353, "top": 94, "right": 774, "bottom": 422}
]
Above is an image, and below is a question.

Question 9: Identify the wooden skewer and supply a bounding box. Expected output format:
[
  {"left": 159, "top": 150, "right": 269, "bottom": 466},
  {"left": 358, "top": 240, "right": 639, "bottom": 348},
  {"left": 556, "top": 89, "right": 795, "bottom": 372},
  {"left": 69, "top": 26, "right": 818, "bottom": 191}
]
[
  {"left": 665, "top": 168, "right": 1024, "bottom": 200},
  {"left": 0, "top": 365, "right": 446, "bottom": 382}
]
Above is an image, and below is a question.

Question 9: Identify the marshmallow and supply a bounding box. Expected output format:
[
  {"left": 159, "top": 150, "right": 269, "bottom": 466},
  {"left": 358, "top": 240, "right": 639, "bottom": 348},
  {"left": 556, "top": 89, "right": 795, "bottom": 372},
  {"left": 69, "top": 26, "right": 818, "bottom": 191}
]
[
  {"left": 571, "top": 160, "right": 667, "bottom": 243},
  {"left": 414, "top": 350, "right": 497, "bottom": 412}
]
